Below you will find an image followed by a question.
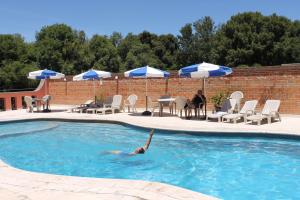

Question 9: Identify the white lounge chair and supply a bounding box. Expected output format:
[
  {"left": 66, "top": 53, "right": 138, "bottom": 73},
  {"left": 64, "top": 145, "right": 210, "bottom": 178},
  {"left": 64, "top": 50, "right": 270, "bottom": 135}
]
[
  {"left": 207, "top": 99, "right": 237, "bottom": 122},
  {"left": 96, "top": 95, "right": 123, "bottom": 114},
  {"left": 230, "top": 91, "right": 244, "bottom": 112},
  {"left": 245, "top": 100, "right": 281, "bottom": 125},
  {"left": 174, "top": 96, "right": 187, "bottom": 118},
  {"left": 222, "top": 100, "right": 258, "bottom": 123},
  {"left": 123, "top": 94, "right": 138, "bottom": 112},
  {"left": 24, "top": 96, "right": 34, "bottom": 112},
  {"left": 71, "top": 100, "right": 94, "bottom": 113}
]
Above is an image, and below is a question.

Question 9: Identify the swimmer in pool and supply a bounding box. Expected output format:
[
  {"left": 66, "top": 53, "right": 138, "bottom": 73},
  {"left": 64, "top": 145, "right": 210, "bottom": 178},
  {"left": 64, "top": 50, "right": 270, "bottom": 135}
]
[{"left": 108, "top": 129, "right": 154, "bottom": 155}]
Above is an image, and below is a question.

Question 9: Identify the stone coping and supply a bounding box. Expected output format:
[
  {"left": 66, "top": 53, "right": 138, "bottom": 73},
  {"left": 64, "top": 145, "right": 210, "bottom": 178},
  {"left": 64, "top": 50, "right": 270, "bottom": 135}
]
[
  {"left": 0, "top": 108, "right": 300, "bottom": 199},
  {"left": 0, "top": 160, "right": 215, "bottom": 200}
]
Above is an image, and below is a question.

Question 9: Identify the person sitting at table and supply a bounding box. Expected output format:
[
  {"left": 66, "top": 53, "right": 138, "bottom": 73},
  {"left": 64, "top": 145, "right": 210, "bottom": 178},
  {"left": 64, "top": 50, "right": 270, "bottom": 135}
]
[
  {"left": 192, "top": 89, "right": 206, "bottom": 117},
  {"left": 184, "top": 99, "right": 195, "bottom": 119}
]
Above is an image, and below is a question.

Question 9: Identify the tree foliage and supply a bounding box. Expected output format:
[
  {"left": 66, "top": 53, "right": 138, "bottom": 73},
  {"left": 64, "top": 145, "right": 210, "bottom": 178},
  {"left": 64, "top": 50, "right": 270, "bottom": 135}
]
[{"left": 0, "top": 12, "right": 299, "bottom": 89}]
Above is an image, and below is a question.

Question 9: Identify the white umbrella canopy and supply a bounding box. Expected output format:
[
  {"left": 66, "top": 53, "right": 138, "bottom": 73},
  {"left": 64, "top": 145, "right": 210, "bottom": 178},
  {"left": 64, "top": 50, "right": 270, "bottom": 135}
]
[
  {"left": 124, "top": 65, "right": 170, "bottom": 115},
  {"left": 178, "top": 62, "right": 232, "bottom": 78},
  {"left": 28, "top": 69, "right": 65, "bottom": 80},
  {"left": 73, "top": 69, "right": 112, "bottom": 102},
  {"left": 124, "top": 65, "right": 170, "bottom": 78},
  {"left": 73, "top": 69, "right": 111, "bottom": 81},
  {"left": 27, "top": 69, "right": 65, "bottom": 112},
  {"left": 178, "top": 62, "right": 233, "bottom": 118}
]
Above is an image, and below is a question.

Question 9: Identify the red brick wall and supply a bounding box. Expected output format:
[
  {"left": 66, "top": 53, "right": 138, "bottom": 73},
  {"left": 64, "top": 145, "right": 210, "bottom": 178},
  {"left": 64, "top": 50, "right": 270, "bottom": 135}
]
[
  {"left": 0, "top": 80, "right": 47, "bottom": 110},
  {"left": 49, "top": 65, "right": 300, "bottom": 114}
]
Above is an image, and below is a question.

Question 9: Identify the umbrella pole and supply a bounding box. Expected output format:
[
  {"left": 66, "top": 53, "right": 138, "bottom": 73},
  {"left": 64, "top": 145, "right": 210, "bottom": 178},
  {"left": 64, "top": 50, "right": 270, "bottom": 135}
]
[
  {"left": 93, "top": 80, "right": 96, "bottom": 103},
  {"left": 46, "top": 79, "right": 48, "bottom": 111},
  {"left": 146, "top": 78, "right": 148, "bottom": 111},
  {"left": 202, "top": 78, "right": 207, "bottom": 118}
]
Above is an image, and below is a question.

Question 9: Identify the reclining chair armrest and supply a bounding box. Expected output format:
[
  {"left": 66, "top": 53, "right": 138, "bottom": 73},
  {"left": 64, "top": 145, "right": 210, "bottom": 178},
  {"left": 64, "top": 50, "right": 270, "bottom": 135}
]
[
  {"left": 246, "top": 110, "right": 254, "bottom": 115},
  {"left": 228, "top": 109, "right": 234, "bottom": 114},
  {"left": 269, "top": 111, "right": 278, "bottom": 116},
  {"left": 103, "top": 103, "right": 112, "bottom": 108},
  {"left": 270, "top": 111, "right": 281, "bottom": 120}
]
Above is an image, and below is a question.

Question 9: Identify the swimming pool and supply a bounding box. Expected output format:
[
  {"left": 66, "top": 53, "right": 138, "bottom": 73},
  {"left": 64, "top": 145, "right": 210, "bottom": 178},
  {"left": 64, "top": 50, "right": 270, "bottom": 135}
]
[{"left": 0, "top": 120, "right": 299, "bottom": 200}]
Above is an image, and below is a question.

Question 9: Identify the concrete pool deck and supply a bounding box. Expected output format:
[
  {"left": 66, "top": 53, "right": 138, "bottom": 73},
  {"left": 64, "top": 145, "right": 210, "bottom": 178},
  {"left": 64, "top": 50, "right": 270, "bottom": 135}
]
[{"left": 0, "top": 106, "right": 300, "bottom": 200}]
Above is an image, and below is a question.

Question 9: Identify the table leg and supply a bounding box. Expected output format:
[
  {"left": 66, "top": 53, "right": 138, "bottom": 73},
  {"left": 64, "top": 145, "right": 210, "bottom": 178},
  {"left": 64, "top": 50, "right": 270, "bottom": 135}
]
[{"left": 160, "top": 103, "right": 163, "bottom": 117}]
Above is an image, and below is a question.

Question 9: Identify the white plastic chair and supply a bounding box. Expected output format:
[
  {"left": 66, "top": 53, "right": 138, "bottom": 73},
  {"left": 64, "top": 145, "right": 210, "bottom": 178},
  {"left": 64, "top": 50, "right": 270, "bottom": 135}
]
[
  {"left": 71, "top": 99, "right": 94, "bottom": 113},
  {"left": 24, "top": 96, "right": 34, "bottom": 112},
  {"left": 147, "top": 97, "right": 160, "bottom": 117},
  {"left": 207, "top": 99, "right": 237, "bottom": 122},
  {"left": 222, "top": 100, "right": 258, "bottom": 123},
  {"left": 246, "top": 100, "right": 281, "bottom": 125},
  {"left": 123, "top": 94, "right": 138, "bottom": 112},
  {"left": 97, "top": 95, "right": 123, "bottom": 114},
  {"left": 175, "top": 96, "right": 187, "bottom": 118},
  {"left": 41, "top": 95, "right": 51, "bottom": 110},
  {"left": 230, "top": 91, "right": 244, "bottom": 112}
]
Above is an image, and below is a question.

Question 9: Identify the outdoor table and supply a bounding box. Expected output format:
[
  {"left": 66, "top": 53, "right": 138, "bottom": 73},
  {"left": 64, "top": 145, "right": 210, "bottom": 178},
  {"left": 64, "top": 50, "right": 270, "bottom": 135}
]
[{"left": 157, "top": 98, "right": 176, "bottom": 117}]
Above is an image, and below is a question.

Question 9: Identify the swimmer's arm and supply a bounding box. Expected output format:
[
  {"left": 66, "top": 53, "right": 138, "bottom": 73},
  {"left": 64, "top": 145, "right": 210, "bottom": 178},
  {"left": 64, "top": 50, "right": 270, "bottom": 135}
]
[{"left": 143, "top": 129, "right": 154, "bottom": 150}]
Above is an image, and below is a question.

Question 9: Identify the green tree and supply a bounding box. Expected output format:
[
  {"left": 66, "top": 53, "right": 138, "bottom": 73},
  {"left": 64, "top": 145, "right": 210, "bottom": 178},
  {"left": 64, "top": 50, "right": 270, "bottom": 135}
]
[
  {"left": 35, "top": 24, "right": 85, "bottom": 74},
  {"left": 177, "top": 17, "right": 216, "bottom": 67},
  {"left": 89, "top": 35, "right": 121, "bottom": 72},
  {"left": 0, "top": 34, "right": 37, "bottom": 90},
  {"left": 214, "top": 12, "right": 300, "bottom": 66}
]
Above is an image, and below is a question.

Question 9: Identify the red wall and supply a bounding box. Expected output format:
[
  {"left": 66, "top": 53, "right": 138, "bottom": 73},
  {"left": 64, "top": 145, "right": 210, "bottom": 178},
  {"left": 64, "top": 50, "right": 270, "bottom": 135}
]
[
  {"left": 0, "top": 80, "right": 47, "bottom": 111},
  {"left": 49, "top": 65, "right": 300, "bottom": 114}
]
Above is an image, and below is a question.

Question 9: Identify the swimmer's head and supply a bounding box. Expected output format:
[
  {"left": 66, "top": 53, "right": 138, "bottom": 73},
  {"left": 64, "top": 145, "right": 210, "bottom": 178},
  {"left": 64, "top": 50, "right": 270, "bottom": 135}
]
[{"left": 134, "top": 147, "right": 145, "bottom": 154}]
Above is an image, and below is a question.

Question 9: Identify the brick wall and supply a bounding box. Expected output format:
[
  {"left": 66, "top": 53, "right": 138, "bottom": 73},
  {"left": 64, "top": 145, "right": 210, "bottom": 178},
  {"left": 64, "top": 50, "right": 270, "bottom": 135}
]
[
  {"left": 49, "top": 65, "right": 300, "bottom": 114},
  {"left": 0, "top": 80, "right": 47, "bottom": 110}
]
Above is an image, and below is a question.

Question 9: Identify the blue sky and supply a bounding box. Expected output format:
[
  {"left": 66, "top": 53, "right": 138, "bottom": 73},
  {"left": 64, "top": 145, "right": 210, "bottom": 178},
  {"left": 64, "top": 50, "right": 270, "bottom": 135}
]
[{"left": 0, "top": 0, "right": 299, "bottom": 41}]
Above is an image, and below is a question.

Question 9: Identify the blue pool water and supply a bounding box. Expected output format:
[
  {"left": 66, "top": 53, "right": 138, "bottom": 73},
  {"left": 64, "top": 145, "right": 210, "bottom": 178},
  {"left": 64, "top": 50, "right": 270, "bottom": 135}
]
[{"left": 0, "top": 121, "right": 299, "bottom": 200}]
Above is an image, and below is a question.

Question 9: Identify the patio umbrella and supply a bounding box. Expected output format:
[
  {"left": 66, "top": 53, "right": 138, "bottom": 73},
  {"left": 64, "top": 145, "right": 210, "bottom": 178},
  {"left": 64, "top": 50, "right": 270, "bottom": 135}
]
[
  {"left": 28, "top": 69, "right": 65, "bottom": 111},
  {"left": 124, "top": 65, "right": 170, "bottom": 115},
  {"left": 28, "top": 69, "right": 65, "bottom": 95},
  {"left": 178, "top": 62, "right": 232, "bottom": 117},
  {"left": 73, "top": 69, "right": 111, "bottom": 102}
]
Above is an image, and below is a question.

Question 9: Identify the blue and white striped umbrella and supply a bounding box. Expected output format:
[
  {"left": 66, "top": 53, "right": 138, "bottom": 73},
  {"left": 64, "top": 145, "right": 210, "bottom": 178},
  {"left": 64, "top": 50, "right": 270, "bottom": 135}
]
[
  {"left": 179, "top": 62, "right": 232, "bottom": 78},
  {"left": 124, "top": 65, "right": 170, "bottom": 113},
  {"left": 73, "top": 69, "right": 111, "bottom": 81},
  {"left": 73, "top": 69, "right": 112, "bottom": 102},
  {"left": 28, "top": 69, "right": 65, "bottom": 80},
  {"left": 124, "top": 65, "right": 170, "bottom": 78},
  {"left": 179, "top": 62, "right": 232, "bottom": 118}
]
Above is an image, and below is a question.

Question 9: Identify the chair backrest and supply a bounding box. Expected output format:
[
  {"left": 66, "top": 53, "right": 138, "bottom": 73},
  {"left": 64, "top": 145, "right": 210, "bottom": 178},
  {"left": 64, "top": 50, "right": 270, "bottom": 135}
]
[
  {"left": 84, "top": 100, "right": 94, "bottom": 105},
  {"left": 230, "top": 91, "right": 244, "bottom": 112},
  {"left": 42, "top": 95, "right": 51, "bottom": 103},
  {"left": 220, "top": 99, "right": 237, "bottom": 112},
  {"left": 261, "top": 100, "right": 281, "bottom": 115},
  {"left": 111, "top": 95, "right": 123, "bottom": 108},
  {"left": 103, "top": 96, "right": 113, "bottom": 105},
  {"left": 230, "top": 91, "right": 244, "bottom": 99},
  {"left": 24, "top": 96, "right": 33, "bottom": 107},
  {"left": 127, "top": 94, "right": 138, "bottom": 106},
  {"left": 175, "top": 96, "right": 187, "bottom": 110},
  {"left": 239, "top": 100, "right": 258, "bottom": 114}
]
